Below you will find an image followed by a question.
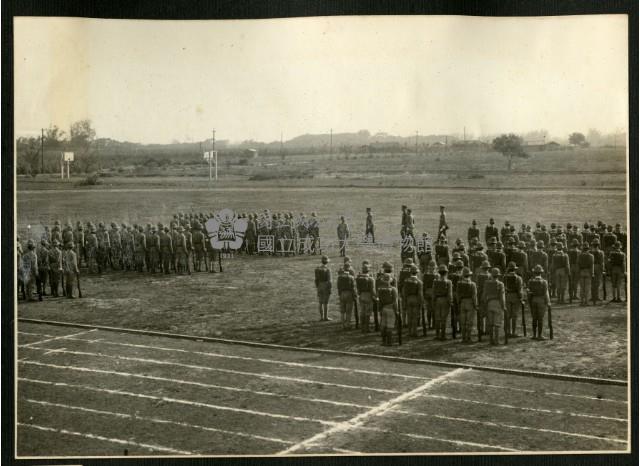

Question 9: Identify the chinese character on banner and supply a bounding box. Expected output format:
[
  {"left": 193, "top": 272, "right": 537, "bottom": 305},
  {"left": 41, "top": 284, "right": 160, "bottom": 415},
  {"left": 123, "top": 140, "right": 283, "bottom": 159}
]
[
  {"left": 417, "top": 234, "right": 433, "bottom": 254},
  {"left": 302, "top": 236, "right": 315, "bottom": 254},
  {"left": 258, "top": 235, "right": 275, "bottom": 253},
  {"left": 278, "top": 238, "right": 296, "bottom": 254},
  {"left": 400, "top": 235, "right": 415, "bottom": 252}
]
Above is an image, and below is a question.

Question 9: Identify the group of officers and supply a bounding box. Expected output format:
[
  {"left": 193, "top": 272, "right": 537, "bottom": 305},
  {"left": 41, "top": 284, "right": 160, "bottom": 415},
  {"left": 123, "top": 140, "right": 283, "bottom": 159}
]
[{"left": 314, "top": 214, "right": 627, "bottom": 346}]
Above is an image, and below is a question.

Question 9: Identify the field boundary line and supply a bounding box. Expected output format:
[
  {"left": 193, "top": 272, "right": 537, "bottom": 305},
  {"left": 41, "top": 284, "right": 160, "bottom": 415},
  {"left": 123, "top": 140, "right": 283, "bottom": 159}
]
[
  {"left": 18, "top": 422, "right": 192, "bottom": 454},
  {"left": 277, "top": 368, "right": 466, "bottom": 455},
  {"left": 19, "top": 359, "right": 375, "bottom": 409},
  {"left": 25, "top": 399, "right": 295, "bottom": 446},
  {"left": 18, "top": 318, "right": 627, "bottom": 386},
  {"left": 19, "top": 377, "right": 339, "bottom": 426},
  {"left": 20, "top": 329, "right": 97, "bottom": 348}
]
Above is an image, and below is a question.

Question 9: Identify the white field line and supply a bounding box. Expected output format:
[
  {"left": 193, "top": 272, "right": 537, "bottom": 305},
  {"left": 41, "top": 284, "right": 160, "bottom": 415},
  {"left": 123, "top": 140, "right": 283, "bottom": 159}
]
[
  {"left": 419, "top": 393, "right": 627, "bottom": 422},
  {"left": 25, "top": 399, "right": 294, "bottom": 446},
  {"left": 18, "top": 422, "right": 191, "bottom": 455},
  {"left": 19, "top": 377, "right": 338, "bottom": 426},
  {"left": 20, "top": 329, "right": 97, "bottom": 348},
  {"left": 277, "top": 368, "right": 466, "bottom": 455},
  {"left": 389, "top": 410, "right": 628, "bottom": 445},
  {"left": 449, "top": 380, "right": 627, "bottom": 404},
  {"left": 356, "top": 426, "right": 518, "bottom": 452},
  {"left": 19, "top": 345, "right": 400, "bottom": 394},
  {"left": 18, "top": 330, "right": 433, "bottom": 380},
  {"left": 19, "top": 360, "right": 374, "bottom": 409}
]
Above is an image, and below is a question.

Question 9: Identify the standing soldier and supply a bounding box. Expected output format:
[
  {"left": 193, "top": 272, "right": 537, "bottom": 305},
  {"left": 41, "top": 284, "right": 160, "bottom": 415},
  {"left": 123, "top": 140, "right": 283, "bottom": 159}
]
[
  {"left": 96, "top": 222, "right": 110, "bottom": 272},
  {"left": 21, "top": 240, "right": 39, "bottom": 301},
  {"left": 601, "top": 225, "right": 617, "bottom": 257},
  {"left": 418, "top": 233, "right": 434, "bottom": 273},
  {"left": 337, "top": 264, "right": 358, "bottom": 329},
  {"left": 85, "top": 227, "right": 99, "bottom": 273},
  {"left": 591, "top": 239, "right": 604, "bottom": 304},
  {"left": 467, "top": 220, "right": 480, "bottom": 243},
  {"left": 398, "top": 258, "right": 414, "bottom": 325},
  {"left": 365, "top": 208, "right": 375, "bottom": 243},
  {"left": 489, "top": 240, "right": 507, "bottom": 274},
  {"left": 159, "top": 225, "right": 174, "bottom": 274},
  {"left": 121, "top": 224, "right": 134, "bottom": 271},
  {"left": 577, "top": 242, "right": 594, "bottom": 305},
  {"left": 147, "top": 226, "right": 161, "bottom": 273},
  {"left": 438, "top": 206, "right": 448, "bottom": 238},
  {"left": 74, "top": 223, "right": 85, "bottom": 267},
  {"left": 435, "top": 236, "right": 450, "bottom": 266},
  {"left": 608, "top": 242, "right": 626, "bottom": 302},
  {"left": 503, "top": 262, "right": 523, "bottom": 337},
  {"left": 174, "top": 226, "right": 189, "bottom": 274},
  {"left": 614, "top": 224, "right": 626, "bottom": 253},
  {"left": 377, "top": 272, "right": 399, "bottom": 346},
  {"left": 41, "top": 225, "right": 51, "bottom": 243},
  {"left": 133, "top": 225, "right": 147, "bottom": 273},
  {"left": 456, "top": 267, "right": 477, "bottom": 343},
  {"left": 529, "top": 241, "right": 549, "bottom": 280},
  {"left": 191, "top": 222, "right": 207, "bottom": 272},
  {"left": 245, "top": 214, "right": 257, "bottom": 255},
  {"left": 551, "top": 242, "right": 570, "bottom": 304},
  {"left": 405, "top": 208, "right": 416, "bottom": 241},
  {"left": 422, "top": 260, "right": 437, "bottom": 330},
  {"left": 470, "top": 244, "right": 488, "bottom": 277},
  {"left": 48, "top": 240, "right": 63, "bottom": 297},
  {"left": 51, "top": 221, "right": 62, "bottom": 245},
  {"left": 484, "top": 218, "right": 499, "bottom": 244},
  {"left": 512, "top": 241, "right": 529, "bottom": 281},
  {"left": 567, "top": 239, "right": 581, "bottom": 301},
  {"left": 296, "top": 213, "right": 308, "bottom": 254},
  {"left": 337, "top": 216, "right": 350, "bottom": 258},
  {"left": 483, "top": 268, "right": 506, "bottom": 345},
  {"left": 474, "top": 260, "right": 491, "bottom": 340},
  {"left": 62, "top": 242, "right": 79, "bottom": 298},
  {"left": 527, "top": 265, "right": 551, "bottom": 340},
  {"left": 432, "top": 264, "right": 453, "bottom": 340},
  {"left": 183, "top": 224, "right": 194, "bottom": 267},
  {"left": 402, "top": 265, "right": 423, "bottom": 337},
  {"left": 500, "top": 221, "right": 511, "bottom": 245},
  {"left": 356, "top": 262, "right": 377, "bottom": 332},
  {"left": 538, "top": 224, "right": 550, "bottom": 247},
  {"left": 400, "top": 205, "right": 408, "bottom": 239},
  {"left": 108, "top": 223, "right": 122, "bottom": 270},
  {"left": 62, "top": 223, "right": 74, "bottom": 247},
  {"left": 36, "top": 239, "right": 50, "bottom": 297},
  {"left": 309, "top": 212, "right": 320, "bottom": 255},
  {"left": 314, "top": 255, "right": 332, "bottom": 321}
]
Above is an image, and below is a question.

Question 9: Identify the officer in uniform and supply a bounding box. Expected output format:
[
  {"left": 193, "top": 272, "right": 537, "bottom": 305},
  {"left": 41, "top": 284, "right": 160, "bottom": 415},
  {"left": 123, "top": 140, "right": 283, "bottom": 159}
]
[
  {"left": 421, "top": 260, "right": 437, "bottom": 330},
  {"left": 402, "top": 265, "right": 423, "bottom": 337},
  {"left": 432, "top": 264, "right": 453, "bottom": 340},
  {"left": 337, "top": 216, "right": 350, "bottom": 258},
  {"left": 608, "top": 242, "right": 626, "bottom": 302},
  {"left": 484, "top": 218, "right": 499, "bottom": 244},
  {"left": 365, "top": 208, "right": 375, "bottom": 243},
  {"left": 493, "top": 241, "right": 507, "bottom": 274},
  {"left": 483, "top": 268, "right": 506, "bottom": 345},
  {"left": 356, "top": 261, "right": 377, "bottom": 332},
  {"left": 108, "top": 223, "right": 122, "bottom": 270},
  {"left": 474, "top": 260, "right": 491, "bottom": 340},
  {"left": 398, "top": 258, "right": 414, "bottom": 326},
  {"left": 456, "top": 267, "right": 477, "bottom": 343},
  {"left": 467, "top": 220, "right": 480, "bottom": 243},
  {"left": 438, "top": 205, "right": 448, "bottom": 238},
  {"left": 551, "top": 242, "right": 570, "bottom": 304},
  {"left": 435, "top": 236, "right": 450, "bottom": 266},
  {"left": 314, "top": 255, "right": 332, "bottom": 321},
  {"left": 500, "top": 221, "right": 511, "bottom": 245},
  {"left": 377, "top": 272, "right": 399, "bottom": 346},
  {"left": 590, "top": 239, "right": 605, "bottom": 304},
  {"left": 62, "top": 241, "right": 79, "bottom": 298},
  {"left": 337, "top": 264, "right": 358, "bottom": 329},
  {"left": 577, "top": 242, "right": 594, "bottom": 305},
  {"left": 405, "top": 208, "right": 416, "bottom": 241},
  {"left": 503, "top": 262, "right": 523, "bottom": 337},
  {"left": 308, "top": 212, "right": 320, "bottom": 254},
  {"left": 400, "top": 205, "right": 408, "bottom": 239},
  {"left": 567, "top": 239, "right": 581, "bottom": 301},
  {"left": 527, "top": 265, "right": 551, "bottom": 340}
]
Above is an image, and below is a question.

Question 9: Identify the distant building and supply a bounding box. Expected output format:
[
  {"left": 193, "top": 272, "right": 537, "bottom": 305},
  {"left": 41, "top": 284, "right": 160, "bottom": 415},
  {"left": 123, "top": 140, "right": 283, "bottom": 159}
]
[{"left": 245, "top": 149, "right": 258, "bottom": 158}]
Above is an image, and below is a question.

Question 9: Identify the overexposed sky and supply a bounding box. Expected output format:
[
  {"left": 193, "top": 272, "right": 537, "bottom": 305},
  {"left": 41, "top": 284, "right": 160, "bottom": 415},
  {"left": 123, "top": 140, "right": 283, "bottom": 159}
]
[{"left": 14, "top": 15, "right": 628, "bottom": 144}]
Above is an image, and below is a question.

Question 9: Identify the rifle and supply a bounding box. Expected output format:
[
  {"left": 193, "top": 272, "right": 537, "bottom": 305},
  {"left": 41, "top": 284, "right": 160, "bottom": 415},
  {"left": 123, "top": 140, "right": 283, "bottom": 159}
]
[
  {"left": 568, "top": 271, "right": 573, "bottom": 304},
  {"left": 373, "top": 299, "right": 380, "bottom": 332},
  {"left": 76, "top": 271, "right": 83, "bottom": 298},
  {"left": 353, "top": 298, "right": 359, "bottom": 329},
  {"left": 521, "top": 300, "right": 527, "bottom": 337},
  {"left": 602, "top": 271, "right": 607, "bottom": 300},
  {"left": 421, "top": 303, "right": 427, "bottom": 336},
  {"left": 451, "top": 300, "right": 457, "bottom": 339},
  {"left": 61, "top": 270, "right": 65, "bottom": 297},
  {"left": 503, "top": 309, "right": 509, "bottom": 344},
  {"left": 477, "top": 305, "right": 482, "bottom": 342},
  {"left": 397, "top": 307, "right": 403, "bottom": 345},
  {"left": 547, "top": 304, "right": 554, "bottom": 339},
  {"left": 218, "top": 249, "right": 223, "bottom": 272}
]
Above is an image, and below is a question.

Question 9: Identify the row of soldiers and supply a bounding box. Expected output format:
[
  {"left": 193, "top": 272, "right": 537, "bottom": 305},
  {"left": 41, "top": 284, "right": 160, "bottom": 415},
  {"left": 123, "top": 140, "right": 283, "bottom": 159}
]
[
  {"left": 17, "top": 239, "right": 80, "bottom": 301},
  {"left": 402, "top": 219, "right": 627, "bottom": 305},
  {"left": 315, "top": 254, "right": 556, "bottom": 346}
]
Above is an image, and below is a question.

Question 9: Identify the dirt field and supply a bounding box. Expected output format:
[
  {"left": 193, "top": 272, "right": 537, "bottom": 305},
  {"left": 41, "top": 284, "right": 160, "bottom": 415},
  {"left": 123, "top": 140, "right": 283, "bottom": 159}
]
[{"left": 17, "top": 322, "right": 629, "bottom": 457}]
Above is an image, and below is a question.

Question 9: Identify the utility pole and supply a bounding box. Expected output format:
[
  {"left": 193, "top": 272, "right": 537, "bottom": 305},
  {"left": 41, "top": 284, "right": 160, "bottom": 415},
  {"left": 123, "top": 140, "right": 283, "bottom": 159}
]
[
  {"left": 210, "top": 129, "right": 217, "bottom": 181},
  {"left": 329, "top": 128, "right": 333, "bottom": 155},
  {"left": 415, "top": 130, "right": 419, "bottom": 156},
  {"left": 41, "top": 128, "right": 44, "bottom": 174}
]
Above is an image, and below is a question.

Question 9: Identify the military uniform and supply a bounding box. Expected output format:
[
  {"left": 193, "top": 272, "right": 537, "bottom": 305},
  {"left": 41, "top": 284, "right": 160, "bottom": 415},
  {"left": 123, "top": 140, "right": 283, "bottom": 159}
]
[
  {"left": 337, "top": 219, "right": 350, "bottom": 257},
  {"left": 432, "top": 266, "right": 453, "bottom": 340},
  {"left": 48, "top": 242, "right": 63, "bottom": 297},
  {"left": 551, "top": 245, "right": 570, "bottom": 304},
  {"left": 159, "top": 227, "right": 174, "bottom": 274},
  {"left": 422, "top": 263, "right": 437, "bottom": 330},
  {"left": 608, "top": 244, "right": 626, "bottom": 302},
  {"left": 591, "top": 243, "right": 604, "bottom": 303},
  {"left": 147, "top": 227, "right": 160, "bottom": 273},
  {"left": 133, "top": 226, "right": 147, "bottom": 272},
  {"left": 191, "top": 224, "right": 207, "bottom": 271},
  {"left": 174, "top": 227, "right": 189, "bottom": 274},
  {"left": 483, "top": 270, "right": 506, "bottom": 345},
  {"left": 474, "top": 262, "right": 491, "bottom": 339},
  {"left": 36, "top": 241, "right": 49, "bottom": 296},
  {"left": 365, "top": 209, "right": 375, "bottom": 243},
  {"left": 467, "top": 221, "right": 480, "bottom": 243},
  {"left": 108, "top": 224, "right": 122, "bottom": 270},
  {"left": 527, "top": 267, "right": 551, "bottom": 340},
  {"left": 62, "top": 243, "right": 79, "bottom": 298},
  {"left": 377, "top": 273, "right": 398, "bottom": 346},
  {"left": 456, "top": 270, "right": 477, "bottom": 343},
  {"left": 337, "top": 268, "right": 358, "bottom": 329},
  {"left": 435, "top": 240, "right": 450, "bottom": 266},
  {"left": 503, "top": 265, "right": 523, "bottom": 337},
  {"left": 567, "top": 242, "right": 581, "bottom": 300},
  {"left": 577, "top": 245, "right": 594, "bottom": 305},
  {"left": 402, "top": 267, "right": 423, "bottom": 337},
  {"left": 21, "top": 243, "right": 39, "bottom": 301},
  {"left": 356, "top": 267, "right": 377, "bottom": 332},
  {"left": 315, "top": 257, "right": 332, "bottom": 321},
  {"left": 484, "top": 219, "right": 499, "bottom": 244}
]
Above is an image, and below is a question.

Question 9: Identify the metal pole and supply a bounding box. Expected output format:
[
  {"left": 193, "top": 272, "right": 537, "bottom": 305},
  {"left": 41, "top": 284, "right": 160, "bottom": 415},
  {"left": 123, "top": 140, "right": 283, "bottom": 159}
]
[
  {"left": 330, "top": 128, "right": 332, "bottom": 155},
  {"left": 41, "top": 128, "right": 44, "bottom": 174},
  {"left": 215, "top": 151, "right": 218, "bottom": 181},
  {"left": 212, "top": 129, "right": 217, "bottom": 181},
  {"left": 67, "top": 160, "right": 70, "bottom": 179},
  {"left": 61, "top": 155, "right": 64, "bottom": 179}
]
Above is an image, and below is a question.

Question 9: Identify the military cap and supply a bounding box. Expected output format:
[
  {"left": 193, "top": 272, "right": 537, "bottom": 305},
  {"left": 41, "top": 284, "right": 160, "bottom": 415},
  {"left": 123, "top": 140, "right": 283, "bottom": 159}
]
[
  {"left": 311, "top": 212, "right": 317, "bottom": 217},
  {"left": 536, "top": 222, "right": 541, "bottom": 227},
  {"left": 404, "top": 258, "right": 414, "bottom": 265},
  {"left": 472, "top": 220, "right": 477, "bottom": 225},
  {"left": 401, "top": 205, "right": 407, "bottom": 209},
  {"left": 111, "top": 222, "right": 116, "bottom": 228},
  {"left": 52, "top": 239, "right": 60, "bottom": 246},
  {"left": 54, "top": 220, "right": 61, "bottom": 226},
  {"left": 428, "top": 260, "right": 436, "bottom": 267},
  {"left": 362, "top": 262, "right": 370, "bottom": 271},
  {"left": 151, "top": 225, "right": 157, "bottom": 231},
  {"left": 533, "top": 264, "right": 544, "bottom": 273},
  {"left": 343, "top": 263, "right": 351, "bottom": 271},
  {"left": 507, "top": 261, "right": 517, "bottom": 271},
  {"left": 615, "top": 223, "right": 621, "bottom": 228},
  {"left": 158, "top": 223, "right": 164, "bottom": 229},
  {"left": 65, "top": 241, "right": 74, "bottom": 248},
  {"left": 78, "top": 224, "right": 84, "bottom": 230},
  {"left": 566, "top": 223, "right": 572, "bottom": 229},
  {"left": 344, "top": 256, "right": 352, "bottom": 263},
  {"left": 550, "top": 223, "right": 556, "bottom": 228},
  {"left": 591, "top": 239, "right": 600, "bottom": 246},
  {"left": 462, "top": 267, "right": 472, "bottom": 277},
  {"left": 382, "top": 261, "right": 393, "bottom": 271},
  {"left": 517, "top": 241, "right": 525, "bottom": 249},
  {"left": 410, "top": 264, "right": 419, "bottom": 274},
  {"left": 613, "top": 242, "right": 621, "bottom": 249},
  {"left": 438, "top": 264, "right": 448, "bottom": 273},
  {"left": 536, "top": 240, "right": 544, "bottom": 248},
  {"left": 489, "top": 237, "right": 497, "bottom": 244},
  {"left": 481, "top": 260, "right": 491, "bottom": 269},
  {"left": 507, "top": 237, "right": 516, "bottom": 244},
  {"left": 490, "top": 268, "right": 501, "bottom": 277},
  {"left": 556, "top": 242, "right": 563, "bottom": 249},
  {"left": 440, "top": 205, "right": 445, "bottom": 209},
  {"left": 98, "top": 222, "right": 105, "bottom": 228},
  {"left": 177, "top": 226, "right": 183, "bottom": 231},
  {"left": 454, "top": 260, "right": 464, "bottom": 268},
  {"left": 571, "top": 239, "right": 579, "bottom": 246},
  {"left": 541, "top": 225, "right": 547, "bottom": 231},
  {"left": 452, "top": 252, "right": 461, "bottom": 259},
  {"left": 607, "top": 225, "right": 613, "bottom": 231},
  {"left": 582, "top": 243, "right": 590, "bottom": 250},
  {"left": 407, "top": 208, "right": 412, "bottom": 213},
  {"left": 489, "top": 218, "right": 495, "bottom": 224},
  {"left": 366, "top": 207, "right": 371, "bottom": 212},
  {"left": 455, "top": 238, "right": 463, "bottom": 244},
  {"left": 505, "top": 221, "right": 510, "bottom": 226},
  {"left": 27, "top": 239, "right": 35, "bottom": 247}
]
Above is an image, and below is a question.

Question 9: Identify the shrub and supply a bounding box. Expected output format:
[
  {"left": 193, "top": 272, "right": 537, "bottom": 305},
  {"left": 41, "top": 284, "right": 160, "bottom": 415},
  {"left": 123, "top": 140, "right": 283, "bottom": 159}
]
[{"left": 81, "top": 173, "right": 101, "bottom": 185}]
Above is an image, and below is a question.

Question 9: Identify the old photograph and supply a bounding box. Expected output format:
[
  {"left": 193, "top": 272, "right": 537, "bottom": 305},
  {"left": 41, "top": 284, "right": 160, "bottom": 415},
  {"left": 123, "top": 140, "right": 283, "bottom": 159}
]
[{"left": 12, "top": 14, "right": 630, "bottom": 457}]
